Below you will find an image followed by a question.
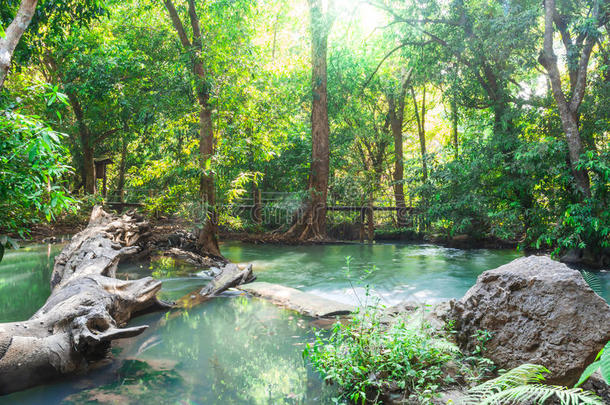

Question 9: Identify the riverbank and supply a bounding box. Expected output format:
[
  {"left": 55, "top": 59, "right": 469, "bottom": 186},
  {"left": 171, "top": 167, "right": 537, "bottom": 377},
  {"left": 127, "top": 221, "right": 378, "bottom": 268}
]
[{"left": 10, "top": 211, "right": 608, "bottom": 269}]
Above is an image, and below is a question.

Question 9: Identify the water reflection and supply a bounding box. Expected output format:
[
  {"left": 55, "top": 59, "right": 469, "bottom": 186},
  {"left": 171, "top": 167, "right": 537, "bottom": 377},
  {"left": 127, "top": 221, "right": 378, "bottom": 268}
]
[
  {"left": 2, "top": 241, "right": 608, "bottom": 405},
  {"left": 61, "top": 297, "right": 336, "bottom": 405},
  {"left": 0, "top": 243, "right": 62, "bottom": 322},
  {"left": 222, "top": 242, "right": 524, "bottom": 305}
]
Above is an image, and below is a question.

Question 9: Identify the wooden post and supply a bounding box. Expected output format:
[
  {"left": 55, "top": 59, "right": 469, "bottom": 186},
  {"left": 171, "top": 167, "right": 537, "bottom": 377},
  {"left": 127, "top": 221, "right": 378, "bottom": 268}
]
[
  {"left": 359, "top": 207, "right": 365, "bottom": 243},
  {"left": 103, "top": 174, "right": 107, "bottom": 198}
]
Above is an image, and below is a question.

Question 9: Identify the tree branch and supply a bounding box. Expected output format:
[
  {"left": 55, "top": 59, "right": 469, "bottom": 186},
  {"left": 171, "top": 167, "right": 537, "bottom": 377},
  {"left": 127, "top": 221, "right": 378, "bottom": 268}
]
[
  {"left": 163, "top": 0, "right": 192, "bottom": 49},
  {"left": 94, "top": 128, "right": 122, "bottom": 145},
  {"left": 0, "top": 0, "right": 39, "bottom": 88}
]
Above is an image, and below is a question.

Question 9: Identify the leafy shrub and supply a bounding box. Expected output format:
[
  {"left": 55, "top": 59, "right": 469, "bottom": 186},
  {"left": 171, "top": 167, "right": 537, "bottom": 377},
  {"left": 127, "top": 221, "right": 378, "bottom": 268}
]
[
  {"left": 303, "top": 307, "right": 460, "bottom": 404},
  {"left": 0, "top": 110, "right": 76, "bottom": 235}
]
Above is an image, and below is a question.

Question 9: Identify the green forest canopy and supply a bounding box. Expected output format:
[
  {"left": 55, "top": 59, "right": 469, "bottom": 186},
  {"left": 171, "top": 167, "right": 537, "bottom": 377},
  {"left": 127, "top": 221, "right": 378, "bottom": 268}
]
[{"left": 0, "top": 0, "right": 608, "bottom": 257}]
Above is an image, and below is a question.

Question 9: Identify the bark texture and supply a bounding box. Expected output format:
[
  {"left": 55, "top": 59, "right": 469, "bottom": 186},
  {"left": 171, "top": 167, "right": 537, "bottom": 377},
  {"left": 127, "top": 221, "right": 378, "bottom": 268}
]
[
  {"left": 285, "top": 0, "right": 333, "bottom": 241},
  {"left": 0, "top": 0, "right": 38, "bottom": 89},
  {"left": 164, "top": 0, "right": 221, "bottom": 257},
  {"left": 388, "top": 79, "right": 409, "bottom": 227},
  {"left": 42, "top": 55, "right": 97, "bottom": 195},
  {"left": 0, "top": 207, "right": 169, "bottom": 395},
  {"left": 411, "top": 85, "right": 428, "bottom": 182},
  {"left": 451, "top": 99, "right": 459, "bottom": 158},
  {"left": 538, "top": 0, "right": 600, "bottom": 197}
]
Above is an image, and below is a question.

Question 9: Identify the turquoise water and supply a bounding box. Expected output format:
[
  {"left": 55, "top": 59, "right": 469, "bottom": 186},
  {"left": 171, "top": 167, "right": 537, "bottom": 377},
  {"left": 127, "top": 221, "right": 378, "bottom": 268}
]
[{"left": 0, "top": 242, "right": 607, "bottom": 404}]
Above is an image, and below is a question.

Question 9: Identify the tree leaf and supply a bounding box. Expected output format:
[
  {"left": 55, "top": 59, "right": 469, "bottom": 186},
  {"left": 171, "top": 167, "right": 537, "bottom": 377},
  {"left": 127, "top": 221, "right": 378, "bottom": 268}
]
[
  {"left": 574, "top": 360, "right": 600, "bottom": 388},
  {"left": 600, "top": 342, "right": 610, "bottom": 384}
]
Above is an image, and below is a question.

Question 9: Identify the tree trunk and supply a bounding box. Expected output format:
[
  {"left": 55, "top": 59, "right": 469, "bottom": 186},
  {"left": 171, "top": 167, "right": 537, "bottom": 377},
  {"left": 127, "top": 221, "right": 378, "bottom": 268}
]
[
  {"left": 411, "top": 85, "right": 428, "bottom": 182},
  {"left": 196, "top": 101, "right": 221, "bottom": 257},
  {"left": 68, "top": 91, "right": 96, "bottom": 195},
  {"left": 82, "top": 136, "right": 96, "bottom": 195},
  {"left": 44, "top": 55, "right": 97, "bottom": 195},
  {"left": 538, "top": 0, "right": 593, "bottom": 197},
  {"left": 451, "top": 98, "right": 459, "bottom": 158},
  {"left": 366, "top": 203, "right": 374, "bottom": 242},
  {"left": 285, "top": 0, "right": 332, "bottom": 241},
  {"left": 0, "top": 0, "right": 38, "bottom": 89},
  {"left": 0, "top": 207, "right": 169, "bottom": 395},
  {"left": 163, "top": 0, "right": 221, "bottom": 256},
  {"left": 389, "top": 90, "right": 407, "bottom": 227},
  {"left": 252, "top": 182, "right": 262, "bottom": 225},
  {"left": 117, "top": 135, "right": 127, "bottom": 202}
]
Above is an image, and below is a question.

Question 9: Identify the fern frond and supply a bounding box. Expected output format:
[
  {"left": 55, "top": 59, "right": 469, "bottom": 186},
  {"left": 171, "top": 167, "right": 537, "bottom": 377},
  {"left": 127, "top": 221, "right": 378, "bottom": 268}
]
[
  {"left": 574, "top": 360, "right": 601, "bottom": 388},
  {"left": 479, "top": 384, "right": 603, "bottom": 405},
  {"left": 428, "top": 338, "right": 461, "bottom": 354},
  {"left": 575, "top": 341, "right": 610, "bottom": 387},
  {"left": 600, "top": 342, "right": 610, "bottom": 384},
  {"left": 462, "top": 364, "right": 549, "bottom": 404},
  {"left": 582, "top": 271, "right": 603, "bottom": 296}
]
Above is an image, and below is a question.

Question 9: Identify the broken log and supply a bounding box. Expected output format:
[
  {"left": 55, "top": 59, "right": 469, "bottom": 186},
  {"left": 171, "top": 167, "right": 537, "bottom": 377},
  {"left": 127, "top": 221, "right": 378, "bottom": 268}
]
[
  {"left": 199, "top": 263, "right": 255, "bottom": 297},
  {"left": 0, "top": 207, "right": 169, "bottom": 395},
  {"left": 177, "top": 263, "right": 256, "bottom": 308}
]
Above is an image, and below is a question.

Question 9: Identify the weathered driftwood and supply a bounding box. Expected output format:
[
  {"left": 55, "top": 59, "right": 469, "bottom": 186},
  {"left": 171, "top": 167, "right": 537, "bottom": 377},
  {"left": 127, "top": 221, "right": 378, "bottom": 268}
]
[
  {"left": 200, "top": 263, "right": 255, "bottom": 297},
  {"left": 161, "top": 247, "right": 222, "bottom": 268},
  {"left": 0, "top": 207, "right": 169, "bottom": 395},
  {"left": 177, "top": 263, "right": 256, "bottom": 308}
]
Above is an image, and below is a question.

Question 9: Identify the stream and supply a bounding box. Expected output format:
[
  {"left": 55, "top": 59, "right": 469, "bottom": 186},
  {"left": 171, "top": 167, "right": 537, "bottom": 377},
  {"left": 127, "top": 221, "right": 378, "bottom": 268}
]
[{"left": 0, "top": 242, "right": 607, "bottom": 404}]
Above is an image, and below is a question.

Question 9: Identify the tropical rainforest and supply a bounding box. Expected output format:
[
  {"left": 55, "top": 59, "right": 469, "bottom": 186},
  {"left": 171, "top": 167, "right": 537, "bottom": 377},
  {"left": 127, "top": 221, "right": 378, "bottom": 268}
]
[
  {"left": 0, "top": 0, "right": 610, "bottom": 403},
  {"left": 1, "top": 0, "right": 609, "bottom": 260}
]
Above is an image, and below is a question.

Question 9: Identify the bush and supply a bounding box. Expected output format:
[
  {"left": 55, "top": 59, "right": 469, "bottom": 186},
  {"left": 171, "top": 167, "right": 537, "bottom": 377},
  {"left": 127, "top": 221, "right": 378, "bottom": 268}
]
[
  {"left": 0, "top": 110, "right": 76, "bottom": 235},
  {"left": 303, "top": 306, "right": 460, "bottom": 404}
]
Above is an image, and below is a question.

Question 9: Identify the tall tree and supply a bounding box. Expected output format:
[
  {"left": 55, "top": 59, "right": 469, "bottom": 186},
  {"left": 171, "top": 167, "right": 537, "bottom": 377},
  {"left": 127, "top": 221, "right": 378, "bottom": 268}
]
[
  {"left": 0, "top": 0, "right": 38, "bottom": 89},
  {"left": 538, "top": 0, "right": 607, "bottom": 197},
  {"left": 387, "top": 75, "right": 410, "bottom": 226},
  {"left": 410, "top": 84, "right": 428, "bottom": 182},
  {"left": 163, "top": 0, "right": 221, "bottom": 257},
  {"left": 286, "top": 0, "right": 334, "bottom": 240}
]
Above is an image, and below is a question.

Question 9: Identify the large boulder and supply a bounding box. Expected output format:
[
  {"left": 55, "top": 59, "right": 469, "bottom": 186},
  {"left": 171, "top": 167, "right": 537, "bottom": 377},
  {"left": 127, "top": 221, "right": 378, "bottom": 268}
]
[{"left": 448, "top": 255, "right": 610, "bottom": 386}]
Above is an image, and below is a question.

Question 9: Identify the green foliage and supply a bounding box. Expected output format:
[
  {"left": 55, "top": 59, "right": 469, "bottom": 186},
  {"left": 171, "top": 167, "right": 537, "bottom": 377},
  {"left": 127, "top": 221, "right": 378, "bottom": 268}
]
[
  {"left": 303, "top": 308, "right": 459, "bottom": 404},
  {"left": 575, "top": 341, "right": 610, "bottom": 388},
  {"left": 0, "top": 110, "right": 76, "bottom": 235},
  {"left": 464, "top": 364, "right": 603, "bottom": 405},
  {"left": 582, "top": 271, "right": 603, "bottom": 296},
  {"left": 0, "top": 0, "right": 609, "bottom": 260}
]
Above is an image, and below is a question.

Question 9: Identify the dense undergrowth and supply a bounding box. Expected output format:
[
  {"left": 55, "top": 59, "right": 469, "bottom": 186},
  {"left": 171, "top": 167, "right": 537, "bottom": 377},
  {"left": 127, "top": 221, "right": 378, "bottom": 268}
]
[{"left": 304, "top": 306, "right": 608, "bottom": 405}]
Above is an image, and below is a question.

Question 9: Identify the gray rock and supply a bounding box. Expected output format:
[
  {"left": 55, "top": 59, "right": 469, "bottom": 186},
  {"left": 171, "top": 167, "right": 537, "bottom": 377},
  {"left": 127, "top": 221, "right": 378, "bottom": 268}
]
[{"left": 448, "top": 255, "right": 610, "bottom": 386}]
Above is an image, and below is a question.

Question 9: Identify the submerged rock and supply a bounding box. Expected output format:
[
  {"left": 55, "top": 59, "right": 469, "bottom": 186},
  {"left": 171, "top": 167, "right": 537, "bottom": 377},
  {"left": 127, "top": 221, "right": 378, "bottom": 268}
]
[
  {"left": 237, "top": 282, "right": 354, "bottom": 317},
  {"left": 448, "top": 255, "right": 610, "bottom": 386}
]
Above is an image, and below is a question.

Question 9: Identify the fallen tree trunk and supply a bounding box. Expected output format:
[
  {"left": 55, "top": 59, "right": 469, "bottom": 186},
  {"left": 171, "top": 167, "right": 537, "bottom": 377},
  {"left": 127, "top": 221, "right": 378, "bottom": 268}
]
[
  {"left": 200, "top": 263, "right": 255, "bottom": 297},
  {"left": 0, "top": 207, "right": 170, "bottom": 395}
]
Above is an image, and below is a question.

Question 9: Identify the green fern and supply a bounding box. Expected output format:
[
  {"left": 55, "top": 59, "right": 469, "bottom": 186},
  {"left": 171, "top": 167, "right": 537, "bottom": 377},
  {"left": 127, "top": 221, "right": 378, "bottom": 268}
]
[
  {"left": 464, "top": 364, "right": 603, "bottom": 405},
  {"left": 428, "top": 338, "right": 461, "bottom": 354},
  {"left": 601, "top": 342, "right": 610, "bottom": 383},
  {"left": 478, "top": 385, "right": 603, "bottom": 405},
  {"left": 463, "top": 364, "right": 548, "bottom": 404},
  {"left": 575, "top": 341, "right": 610, "bottom": 387},
  {"left": 581, "top": 271, "right": 603, "bottom": 296}
]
